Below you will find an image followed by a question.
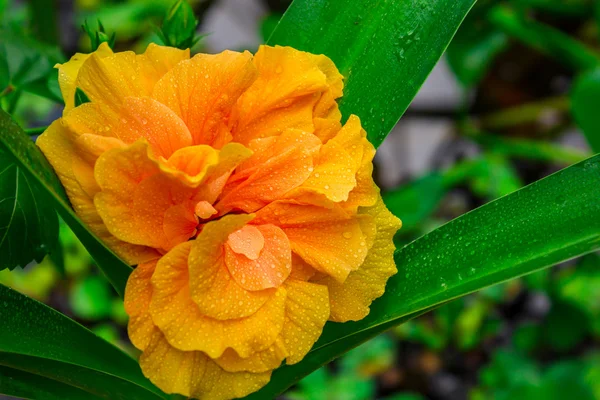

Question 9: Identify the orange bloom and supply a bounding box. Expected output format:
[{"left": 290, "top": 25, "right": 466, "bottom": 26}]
[{"left": 37, "top": 42, "right": 401, "bottom": 400}]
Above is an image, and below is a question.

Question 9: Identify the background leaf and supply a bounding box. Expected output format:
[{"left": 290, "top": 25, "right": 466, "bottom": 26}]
[
  {"left": 0, "top": 147, "right": 58, "bottom": 270},
  {"left": 267, "top": 0, "right": 477, "bottom": 147},
  {"left": 247, "top": 154, "right": 600, "bottom": 398},
  {"left": 0, "top": 109, "right": 132, "bottom": 297},
  {"left": 571, "top": 67, "right": 600, "bottom": 153},
  {"left": 0, "top": 283, "right": 165, "bottom": 399}
]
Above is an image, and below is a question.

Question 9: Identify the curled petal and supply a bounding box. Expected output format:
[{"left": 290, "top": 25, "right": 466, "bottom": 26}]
[
  {"left": 152, "top": 50, "right": 257, "bottom": 146},
  {"left": 124, "top": 260, "right": 157, "bottom": 350},
  {"left": 188, "top": 215, "right": 274, "bottom": 320},
  {"left": 151, "top": 235, "right": 286, "bottom": 358},
  {"left": 315, "top": 198, "right": 401, "bottom": 322},
  {"left": 140, "top": 330, "right": 271, "bottom": 400},
  {"left": 225, "top": 224, "right": 292, "bottom": 291},
  {"left": 255, "top": 201, "right": 372, "bottom": 283},
  {"left": 230, "top": 45, "right": 331, "bottom": 144}
]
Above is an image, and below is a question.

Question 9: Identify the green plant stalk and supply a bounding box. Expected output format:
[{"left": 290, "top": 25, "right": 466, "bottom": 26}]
[
  {"left": 479, "top": 96, "right": 570, "bottom": 130},
  {"left": 25, "top": 126, "right": 48, "bottom": 136},
  {"left": 489, "top": 5, "right": 600, "bottom": 71},
  {"left": 470, "top": 133, "right": 590, "bottom": 165},
  {"left": 513, "top": 0, "right": 592, "bottom": 16},
  {"left": 247, "top": 153, "right": 600, "bottom": 398}
]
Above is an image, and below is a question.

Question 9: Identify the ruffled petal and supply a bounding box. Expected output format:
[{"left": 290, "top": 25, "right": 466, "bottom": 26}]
[
  {"left": 152, "top": 50, "right": 257, "bottom": 146},
  {"left": 124, "top": 260, "right": 157, "bottom": 350},
  {"left": 140, "top": 330, "right": 271, "bottom": 400},
  {"left": 214, "top": 279, "right": 329, "bottom": 372},
  {"left": 315, "top": 197, "right": 401, "bottom": 322},
  {"left": 225, "top": 224, "right": 292, "bottom": 291},
  {"left": 150, "top": 239, "right": 286, "bottom": 358},
  {"left": 230, "top": 45, "right": 331, "bottom": 144},
  {"left": 76, "top": 44, "right": 188, "bottom": 121},
  {"left": 37, "top": 122, "right": 159, "bottom": 264},
  {"left": 188, "top": 215, "right": 274, "bottom": 320},
  {"left": 255, "top": 201, "right": 371, "bottom": 283},
  {"left": 216, "top": 130, "right": 320, "bottom": 214}
]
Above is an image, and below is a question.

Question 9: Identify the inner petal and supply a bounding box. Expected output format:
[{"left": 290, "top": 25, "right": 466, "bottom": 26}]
[
  {"left": 227, "top": 225, "right": 265, "bottom": 260},
  {"left": 225, "top": 224, "right": 292, "bottom": 291}
]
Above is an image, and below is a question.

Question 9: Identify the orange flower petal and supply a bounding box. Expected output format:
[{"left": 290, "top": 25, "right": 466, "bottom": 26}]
[
  {"left": 150, "top": 241, "right": 286, "bottom": 358},
  {"left": 76, "top": 44, "right": 188, "bottom": 119},
  {"left": 112, "top": 97, "right": 192, "bottom": 158},
  {"left": 216, "top": 130, "right": 320, "bottom": 213},
  {"left": 188, "top": 215, "right": 274, "bottom": 320},
  {"left": 56, "top": 42, "right": 113, "bottom": 114},
  {"left": 315, "top": 197, "right": 401, "bottom": 322},
  {"left": 254, "top": 201, "right": 371, "bottom": 282},
  {"left": 140, "top": 329, "right": 271, "bottom": 400},
  {"left": 225, "top": 224, "right": 292, "bottom": 291},
  {"left": 124, "top": 260, "right": 157, "bottom": 350},
  {"left": 214, "top": 279, "right": 329, "bottom": 372},
  {"left": 162, "top": 144, "right": 219, "bottom": 186},
  {"left": 230, "top": 45, "right": 330, "bottom": 144},
  {"left": 152, "top": 50, "right": 257, "bottom": 146},
  {"left": 37, "top": 122, "right": 159, "bottom": 265}
]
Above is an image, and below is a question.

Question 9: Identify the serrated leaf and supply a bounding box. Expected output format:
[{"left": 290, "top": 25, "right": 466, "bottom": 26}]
[{"left": 0, "top": 147, "right": 58, "bottom": 271}]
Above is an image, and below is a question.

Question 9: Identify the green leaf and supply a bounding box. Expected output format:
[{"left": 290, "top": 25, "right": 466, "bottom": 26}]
[
  {"left": 267, "top": 0, "right": 477, "bottom": 147},
  {"left": 0, "top": 109, "right": 132, "bottom": 297},
  {"left": 0, "top": 365, "right": 96, "bottom": 400},
  {"left": 0, "top": 284, "right": 166, "bottom": 399},
  {"left": 75, "top": 87, "right": 91, "bottom": 107},
  {"left": 0, "top": 25, "right": 64, "bottom": 103},
  {"left": 247, "top": 154, "right": 600, "bottom": 398},
  {"left": 447, "top": 1, "right": 509, "bottom": 87},
  {"left": 571, "top": 68, "right": 600, "bottom": 153},
  {"left": 0, "top": 147, "right": 58, "bottom": 270}
]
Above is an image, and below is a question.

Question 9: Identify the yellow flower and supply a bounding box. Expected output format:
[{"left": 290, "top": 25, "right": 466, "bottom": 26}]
[{"left": 37, "top": 42, "right": 401, "bottom": 400}]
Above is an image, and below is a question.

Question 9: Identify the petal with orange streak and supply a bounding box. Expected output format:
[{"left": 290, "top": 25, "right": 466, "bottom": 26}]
[
  {"left": 254, "top": 201, "right": 370, "bottom": 283},
  {"left": 214, "top": 279, "right": 329, "bottom": 373},
  {"left": 188, "top": 215, "right": 274, "bottom": 320},
  {"left": 230, "top": 45, "right": 330, "bottom": 144},
  {"left": 150, "top": 240, "right": 286, "bottom": 358},
  {"left": 112, "top": 97, "right": 192, "bottom": 158},
  {"left": 315, "top": 197, "right": 401, "bottom": 322},
  {"left": 56, "top": 42, "right": 113, "bottom": 114},
  {"left": 225, "top": 224, "right": 292, "bottom": 291},
  {"left": 37, "top": 122, "right": 159, "bottom": 265},
  {"left": 216, "top": 130, "right": 320, "bottom": 213},
  {"left": 124, "top": 260, "right": 157, "bottom": 350},
  {"left": 140, "top": 330, "right": 271, "bottom": 400},
  {"left": 152, "top": 50, "right": 257, "bottom": 146}
]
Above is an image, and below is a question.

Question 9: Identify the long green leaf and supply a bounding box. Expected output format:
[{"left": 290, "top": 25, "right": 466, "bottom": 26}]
[
  {"left": 0, "top": 109, "right": 132, "bottom": 297},
  {"left": 267, "top": 0, "right": 477, "bottom": 147},
  {"left": 247, "top": 154, "right": 600, "bottom": 398},
  {"left": 0, "top": 365, "right": 97, "bottom": 400},
  {"left": 0, "top": 284, "right": 165, "bottom": 399}
]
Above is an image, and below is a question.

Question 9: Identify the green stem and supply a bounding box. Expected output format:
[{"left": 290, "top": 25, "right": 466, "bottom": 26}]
[
  {"left": 489, "top": 4, "right": 600, "bottom": 71},
  {"left": 513, "top": 0, "right": 592, "bottom": 16},
  {"left": 25, "top": 126, "right": 49, "bottom": 136},
  {"left": 479, "top": 96, "right": 570, "bottom": 130},
  {"left": 7, "top": 89, "right": 22, "bottom": 115}
]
